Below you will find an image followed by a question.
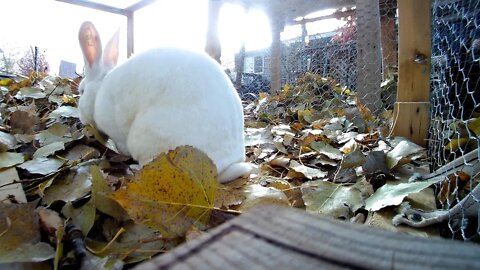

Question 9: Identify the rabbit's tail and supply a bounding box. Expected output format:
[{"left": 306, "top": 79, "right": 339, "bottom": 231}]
[{"left": 218, "top": 162, "right": 253, "bottom": 183}]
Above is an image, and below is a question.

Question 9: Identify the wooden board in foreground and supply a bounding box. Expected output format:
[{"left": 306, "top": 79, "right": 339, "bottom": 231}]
[{"left": 135, "top": 205, "right": 480, "bottom": 270}]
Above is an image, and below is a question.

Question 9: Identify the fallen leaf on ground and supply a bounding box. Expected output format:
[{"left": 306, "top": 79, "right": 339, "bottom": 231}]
[
  {"left": 365, "top": 178, "right": 440, "bottom": 211},
  {"left": 0, "top": 168, "right": 26, "bottom": 203},
  {"left": 237, "top": 184, "right": 290, "bottom": 212},
  {"left": 0, "top": 202, "right": 55, "bottom": 263},
  {"left": 289, "top": 160, "right": 327, "bottom": 179},
  {"left": 0, "top": 152, "right": 24, "bottom": 169},
  {"left": 18, "top": 158, "right": 64, "bottom": 175},
  {"left": 301, "top": 180, "right": 365, "bottom": 219},
  {"left": 112, "top": 146, "right": 218, "bottom": 237}
]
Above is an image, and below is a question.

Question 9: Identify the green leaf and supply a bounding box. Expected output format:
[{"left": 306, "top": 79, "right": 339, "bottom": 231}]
[
  {"left": 90, "top": 166, "right": 128, "bottom": 220},
  {"left": 0, "top": 152, "right": 24, "bottom": 169},
  {"left": 62, "top": 201, "right": 96, "bottom": 236},
  {"left": 43, "top": 168, "right": 91, "bottom": 204},
  {"left": 35, "top": 123, "right": 72, "bottom": 146},
  {"left": 310, "top": 141, "right": 343, "bottom": 160},
  {"left": 301, "top": 180, "right": 365, "bottom": 219},
  {"left": 0, "top": 242, "right": 55, "bottom": 263},
  {"left": 365, "top": 178, "right": 439, "bottom": 211},
  {"left": 33, "top": 142, "right": 65, "bottom": 158}
]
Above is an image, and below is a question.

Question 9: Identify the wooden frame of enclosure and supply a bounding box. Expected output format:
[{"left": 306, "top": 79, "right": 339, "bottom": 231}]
[
  {"left": 390, "top": 0, "right": 431, "bottom": 147},
  {"left": 56, "top": 0, "right": 431, "bottom": 147}
]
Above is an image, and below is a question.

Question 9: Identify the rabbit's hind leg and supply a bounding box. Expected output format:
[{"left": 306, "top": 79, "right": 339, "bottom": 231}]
[{"left": 218, "top": 162, "right": 253, "bottom": 183}]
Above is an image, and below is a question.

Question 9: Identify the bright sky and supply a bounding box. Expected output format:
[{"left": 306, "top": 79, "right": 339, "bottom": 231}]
[{"left": 0, "top": 0, "right": 346, "bottom": 74}]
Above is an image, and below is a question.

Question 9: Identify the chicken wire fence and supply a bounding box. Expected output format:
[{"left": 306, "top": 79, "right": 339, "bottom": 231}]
[
  {"left": 233, "top": 0, "right": 479, "bottom": 241},
  {"left": 428, "top": 0, "right": 480, "bottom": 240}
]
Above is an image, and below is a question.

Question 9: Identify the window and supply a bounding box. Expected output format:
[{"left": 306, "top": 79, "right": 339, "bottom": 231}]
[{"left": 254, "top": 56, "right": 264, "bottom": 73}]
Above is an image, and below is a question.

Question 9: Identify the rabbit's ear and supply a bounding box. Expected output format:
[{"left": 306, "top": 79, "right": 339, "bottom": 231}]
[
  {"left": 78, "top": 21, "right": 102, "bottom": 68},
  {"left": 103, "top": 29, "right": 119, "bottom": 70}
]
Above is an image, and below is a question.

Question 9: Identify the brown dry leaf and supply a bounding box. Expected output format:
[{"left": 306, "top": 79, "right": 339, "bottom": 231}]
[
  {"left": 9, "top": 111, "right": 39, "bottom": 135},
  {"left": 356, "top": 101, "right": 375, "bottom": 123},
  {"left": 111, "top": 146, "right": 218, "bottom": 237},
  {"left": 290, "top": 122, "right": 304, "bottom": 132},
  {"left": 266, "top": 177, "right": 304, "bottom": 208},
  {"left": 37, "top": 207, "right": 64, "bottom": 238},
  {"left": 437, "top": 171, "right": 471, "bottom": 204},
  {"left": 215, "top": 177, "right": 248, "bottom": 209},
  {"left": 0, "top": 202, "right": 55, "bottom": 263}
]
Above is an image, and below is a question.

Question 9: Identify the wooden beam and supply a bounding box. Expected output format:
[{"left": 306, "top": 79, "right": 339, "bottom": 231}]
[
  {"left": 127, "top": 11, "right": 134, "bottom": 58},
  {"left": 390, "top": 0, "right": 431, "bottom": 147},
  {"left": 286, "top": 9, "right": 356, "bottom": 26},
  {"left": 126, "top": 0, "right": 158, "bottom": 12},
  {"left": 55, "top": 0, "right": 128, "bottom": 15},
  {"left": 134, "top": 205, "right": 480, "bottom": 270},
  {"left": 270, "top": 17, "right": 284, "bottom": 93}
]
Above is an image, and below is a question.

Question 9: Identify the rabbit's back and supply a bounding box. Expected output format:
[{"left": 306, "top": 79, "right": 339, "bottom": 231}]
[{"left": 93, "top": 47, "right": 246, "bottom": 175}]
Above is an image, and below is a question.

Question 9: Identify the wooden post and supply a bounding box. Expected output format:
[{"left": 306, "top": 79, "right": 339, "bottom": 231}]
[
  {"left": 127, "top": 11, "right": 134, "bottom": 58},
  {"left": 356, "top": 0, "right": 383, "bottom": 114},
  {"left": 390, "top": 0, "right": 431, "bottom": 147},
  {"left": 235, "top": 43, "right": 245, "bottom": 90},
  {"left": 205, "top": 0, "right": 222, "bottom": 63},
  {"left": 270, "top": 16, "right": 284, "bottom": 93}
]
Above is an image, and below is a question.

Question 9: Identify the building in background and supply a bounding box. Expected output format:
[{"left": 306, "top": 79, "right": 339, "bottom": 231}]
[{"left": 59, "top": 60, "right": 77, "bottom": 78}]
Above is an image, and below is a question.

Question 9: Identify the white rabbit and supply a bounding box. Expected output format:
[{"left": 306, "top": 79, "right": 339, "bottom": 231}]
[{"left": 78, "top": 21, "right": 251, "bottom": 183}]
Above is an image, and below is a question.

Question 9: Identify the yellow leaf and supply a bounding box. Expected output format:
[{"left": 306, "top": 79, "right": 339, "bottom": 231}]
[
  {"left": 111, "top": 146, "right": 218, "bottom": 237},
  {"left": 0, "top": 78, "right": 13, "bottom": 86},
  {"left": 298, "top": 109, "right": 313, "bottom": 124},
  {"left": 466, "top": 118, "right": 480, "bottom": 136},
  {"left": 445, "top": 138, "right": 468, "bottom": 151}
]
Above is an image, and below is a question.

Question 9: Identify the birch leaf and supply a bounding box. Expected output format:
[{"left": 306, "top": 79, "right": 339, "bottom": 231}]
[
  {"left": 301, "top": 180, "right": 364, "bottom": 219},
  {"left": 0, "top": 202, "right": 55, "bottom": 263},
  {"left": 289, "top": 160, "right": 327, "bottom": 179},
  {"left": 310, "top": 141, "right": 343, "bottom": 160},
  {"left": 0, "top": 152, "right": 24, "bottom": 169},
  {"left": 49, "top": 106, "right": 79, "bottom": 119},
  {"left": 365, "top": 178, "right": 439, "bottom": 211},
  {"left": 386, "top": 140, "right": 424, "bottom": 169},
  {"left": 33, "top": 142, "right": 65, "bottom": 158},
  {"left": 18, "top": 158, "right": 64, "bottom": 175},
  {"left": 111, "top": 146, "right": 218, "bottom": 237}
]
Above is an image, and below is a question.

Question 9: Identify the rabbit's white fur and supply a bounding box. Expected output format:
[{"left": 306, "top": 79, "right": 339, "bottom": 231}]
[{"left": 78, "top": 21, "right": 251, "bottom": 183}]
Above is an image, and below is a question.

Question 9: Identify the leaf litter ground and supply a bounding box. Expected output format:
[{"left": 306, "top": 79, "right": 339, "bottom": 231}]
[{"left": 0, "top": 72, "right": 478, "bottom": 269}]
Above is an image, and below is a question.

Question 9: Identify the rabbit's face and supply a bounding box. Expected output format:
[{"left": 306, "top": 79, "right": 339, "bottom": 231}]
[{"left": 78, "top": 75, "right": 102, "bottom": 127}]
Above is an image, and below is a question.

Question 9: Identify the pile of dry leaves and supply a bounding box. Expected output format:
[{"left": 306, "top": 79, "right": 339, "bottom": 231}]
[{"left": 0, "top": 72, "right": 478, "bottom": 269}]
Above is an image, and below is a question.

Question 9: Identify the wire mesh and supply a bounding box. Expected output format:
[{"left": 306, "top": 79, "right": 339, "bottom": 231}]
[
  {"left": 429, "top": 0, "right": 480, "bottom": 240},
  {"left": 230, "top": 0, "right": 479, "bottom": 241}
]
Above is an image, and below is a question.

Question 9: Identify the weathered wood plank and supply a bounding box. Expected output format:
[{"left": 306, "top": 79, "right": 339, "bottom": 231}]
[
  {"left": 390, "top": 102, "right": 430, "bottom": 147},
  {"left": 135, "top": 205, "right": 480, "bottom": 270},
  {"left": 391, "top": 0, "right": 431, "bottom": 146}
]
